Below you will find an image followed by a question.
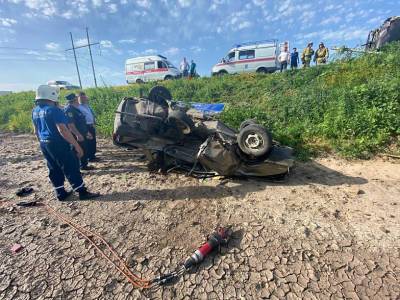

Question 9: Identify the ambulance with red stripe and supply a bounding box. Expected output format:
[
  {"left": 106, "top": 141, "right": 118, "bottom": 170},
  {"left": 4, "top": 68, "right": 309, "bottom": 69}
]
[
  {"left": 211, "top": 40, "right": 284, "bottom": 76},
  {"left": 125, "top": 55, "right": 180, "bottom": 84}
]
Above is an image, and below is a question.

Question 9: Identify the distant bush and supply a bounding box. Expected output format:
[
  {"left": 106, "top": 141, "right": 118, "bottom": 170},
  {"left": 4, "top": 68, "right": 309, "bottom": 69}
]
[{"left": 1, "top": 42, "right": 399, "bottom": 158}]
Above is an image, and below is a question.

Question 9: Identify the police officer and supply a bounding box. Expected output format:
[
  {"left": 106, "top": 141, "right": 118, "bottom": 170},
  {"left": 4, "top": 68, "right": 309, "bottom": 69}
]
[
  {"left": 32, "top": 85, "right": 100, "bottom": 201},
  {"left": 64, "top": 93, "right": 93, "bottom": 170}
]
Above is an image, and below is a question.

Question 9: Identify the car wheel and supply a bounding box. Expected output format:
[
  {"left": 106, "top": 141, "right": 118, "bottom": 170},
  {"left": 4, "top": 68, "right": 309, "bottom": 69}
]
[
  {"left": 164, "top": 75, "right": 173, "bottom": 80},
  {"left": 148, "top": 85, "right": 172, "bottom": 108},
  {"left": 167, "top": 110, "right": 194, "bottom": 135},
  {"left": 218, "top": 70, "right": 228, "bottom": 76},
  {"left": 256, "top": 67, "right": 267, "bottom": 73},
  {"left": 136, "top": 79, "right": 144, "bottom": 84},
  {"left": 237, "top": 124, "right": 272, "bottom": 157},
  {"left": 239, "top": 119, "right": 257, "bottom": 130}
]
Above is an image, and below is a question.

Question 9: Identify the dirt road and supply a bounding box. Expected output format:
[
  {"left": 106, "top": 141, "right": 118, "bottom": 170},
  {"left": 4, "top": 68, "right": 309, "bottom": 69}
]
[{"left": 1, "top": 134, "right": 399, "bottom": 299}]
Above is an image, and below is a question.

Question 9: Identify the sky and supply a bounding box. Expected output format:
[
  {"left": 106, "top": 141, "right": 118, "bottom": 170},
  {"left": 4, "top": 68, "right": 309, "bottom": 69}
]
[{"left": 0, "top": 0, "right": 398, "bottom": 91}]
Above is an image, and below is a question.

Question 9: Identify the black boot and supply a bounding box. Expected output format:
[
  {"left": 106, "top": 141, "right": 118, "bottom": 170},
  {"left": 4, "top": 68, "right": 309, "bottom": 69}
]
[
  {"left": 57, "top": 189, "right": 73, "bottom": 201},
  {"left": 78, "top": 188, "right": 100, "bottom": 200}
]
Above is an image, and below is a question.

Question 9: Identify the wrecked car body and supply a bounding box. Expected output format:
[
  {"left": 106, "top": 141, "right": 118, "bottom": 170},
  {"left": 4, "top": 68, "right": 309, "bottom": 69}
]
[{"left": 113, "top": 86, "right": 294, "bottom": 178}]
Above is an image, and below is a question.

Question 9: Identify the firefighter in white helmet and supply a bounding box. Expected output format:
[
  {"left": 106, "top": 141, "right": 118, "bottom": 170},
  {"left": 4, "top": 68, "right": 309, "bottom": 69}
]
[{"left": 31, "top": 85, "right": 100, "bottom": 201}]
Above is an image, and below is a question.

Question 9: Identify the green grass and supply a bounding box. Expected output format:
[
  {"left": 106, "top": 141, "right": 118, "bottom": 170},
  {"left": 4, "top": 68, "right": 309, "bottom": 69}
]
[{"left": 1, "top": 42, "right": 399, "bottom": 159}]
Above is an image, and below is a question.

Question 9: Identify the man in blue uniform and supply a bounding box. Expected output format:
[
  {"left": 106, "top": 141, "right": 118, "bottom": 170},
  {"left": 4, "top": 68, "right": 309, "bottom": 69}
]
[
  {"left": 64, "top": 93, "right": 93, "bottom": 170},
  {"left": 78, "top": 92, "right": 99, "bottom": 162},
  {"left": 32, "top": 85, "right": 100, "bottom": 201},
  {"left": 290, "top": 48, "right": 300, "bottom": 69}
]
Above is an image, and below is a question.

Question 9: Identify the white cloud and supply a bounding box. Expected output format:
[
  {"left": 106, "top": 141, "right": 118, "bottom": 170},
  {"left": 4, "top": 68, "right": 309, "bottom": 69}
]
[
  {"left": 237, "top": 21, "right": 251, "bottom": 30},
  {"left": 0, "top": 17, "right": 17, "bottom": 27},
  {"left": 45, "top": 42, "right": 60, "bottom": 51},
  {"left": 92, "top": 0, "right": 102, "bottom": 7},
  {"left": 190, "top": 46, "right": 203, "bottom": 53},
  {"left": 164, "top": 47, "right": 179, "bottom": 56},
  {"left": 118, "top": 38, "right": 136, "bottom": 44},
  {"left": 321, "top": 16, "right": 341, "bottom": 26},
  {"left": 100, "top": 40, "right": 114, "bottom": 48},
  {"left": 178, "top": 0, "right": 191, "bottom": 7},
  {"left": 75, "top": 38, "right": 87, "bottom": 47},
  {"left": 108, "top": 3, "right": 117, "bottom": 13},
  {"left": 61, "top": 11, "right": 73, "bottom": 19},
  {"left": 144, "top": 48, "right": 157, "bottom": 55},
  {"left": 24, "top": 0, "right": 57, "bottom": 17},
  {"left": 136, "top": 0, "right": 151, "bottom": 8}
]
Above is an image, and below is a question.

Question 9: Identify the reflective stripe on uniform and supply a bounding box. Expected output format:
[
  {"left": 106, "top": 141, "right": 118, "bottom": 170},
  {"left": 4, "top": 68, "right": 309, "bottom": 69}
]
[
  {"left": 73, "top": 182, "right": 84, "bottom": 191},
  {"left": 54, "top": 185, "right": 65, "bottom": 190}
]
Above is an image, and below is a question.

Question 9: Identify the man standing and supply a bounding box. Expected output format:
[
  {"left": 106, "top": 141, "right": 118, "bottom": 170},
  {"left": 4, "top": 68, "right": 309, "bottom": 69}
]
[
  {"left": 78, "top": 92, "right": 98, "bottom": 162},
  {"left": 64, "top": 93, "right": 93, "bottom": 170},
  {"left": 180, "top": 57, "right": 189, "bottom": 77},
  {"left": 301, "top": 42, "right": 314, "bottom": 68},
  {"left": 290, "top": 48, "right": 300, "bottom": 69},
  {"left": 189, "top": 59, "right": 197, "bottom": 78},
  {"left": 314, "top": 42, "right": 329, "bottom": 65},
  {"left": 278, "top": 48, "right": 290, "bottom": 72},
  {"left": 32, "top": 85, "right": 100, "bottom": 201}
]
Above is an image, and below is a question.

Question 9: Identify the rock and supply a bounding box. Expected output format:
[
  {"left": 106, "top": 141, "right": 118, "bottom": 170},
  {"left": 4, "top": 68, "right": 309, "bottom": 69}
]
[{"left": 357, "top": 189, "right": 365, "bottom": 195}]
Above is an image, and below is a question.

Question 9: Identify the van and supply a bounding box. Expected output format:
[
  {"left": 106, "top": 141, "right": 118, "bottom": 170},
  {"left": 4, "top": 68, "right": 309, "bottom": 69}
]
[
  {"left": 211, "top": 40, "right": 285, "bottom": 76},
  {"left": 125, "top": 55, "right": 180, "bottom": 84}
]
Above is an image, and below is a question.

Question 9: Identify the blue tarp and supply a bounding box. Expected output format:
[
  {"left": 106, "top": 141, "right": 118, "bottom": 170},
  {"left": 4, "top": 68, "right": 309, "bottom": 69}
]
[{"left": 191, "top": 103, "right": 225, "bottom": 114}]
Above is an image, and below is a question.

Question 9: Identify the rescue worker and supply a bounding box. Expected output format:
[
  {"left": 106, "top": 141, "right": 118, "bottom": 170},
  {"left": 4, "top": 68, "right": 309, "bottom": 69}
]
[
  {"left": 64, "top": 93, "right": 93, "bottom": 170},
  {"left": 189, "top": 59, "right": 197, "bottom": 78},
  {"left": 32, "top": 85, "right": 100, "bottom": 201},
  {"left": 314, "top": 42, "right": 329, "bottom": 65},
  {"left": 301, "top": 42, "right": 314, "bottom": 68},
  {"left": 290, "top": 48, "right": 300, "bottom": 69},
  {"left": 78, "top": 92, "right": 99, "bottom": 162}
]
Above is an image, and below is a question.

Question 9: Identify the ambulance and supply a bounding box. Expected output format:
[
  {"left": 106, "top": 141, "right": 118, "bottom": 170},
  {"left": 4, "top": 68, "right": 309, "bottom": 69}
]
[
  {"left": 211, "top": 40, "right": 288, "bottom": 76},
  {"left": 125, "top": 55, "right": 180, "bottom": 84}
]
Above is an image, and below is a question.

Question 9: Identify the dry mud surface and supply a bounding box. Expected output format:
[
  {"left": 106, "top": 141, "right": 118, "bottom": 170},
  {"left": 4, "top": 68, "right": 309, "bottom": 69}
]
[{"left": 0, "top": 133, "right": 399, "bottom": 300}]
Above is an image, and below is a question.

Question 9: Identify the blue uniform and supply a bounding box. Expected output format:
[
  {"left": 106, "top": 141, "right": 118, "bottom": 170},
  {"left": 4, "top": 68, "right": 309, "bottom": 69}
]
[
  {"left": 290, "top": 52, "right": 299, "bottom": 68},
  {"left": 64, "top": 104, "right": 89, "bottom": 168},
  {"left": 32, "top": 103, "right": 85, "bottom": 198}
]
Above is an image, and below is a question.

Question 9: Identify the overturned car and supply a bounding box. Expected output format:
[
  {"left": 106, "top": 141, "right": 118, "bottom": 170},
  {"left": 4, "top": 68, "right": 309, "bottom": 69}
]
[{"left": 113, "top": 86, "right": 294, "bottom": 178}]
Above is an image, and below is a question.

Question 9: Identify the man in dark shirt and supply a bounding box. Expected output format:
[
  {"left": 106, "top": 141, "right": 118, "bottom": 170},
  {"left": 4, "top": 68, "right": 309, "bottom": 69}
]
[
  {"left": 64, "top": 93, "right": 93, "bottom": 170},
  {"left": 290, "top": 48, "right": 300, "bottom": 69}
]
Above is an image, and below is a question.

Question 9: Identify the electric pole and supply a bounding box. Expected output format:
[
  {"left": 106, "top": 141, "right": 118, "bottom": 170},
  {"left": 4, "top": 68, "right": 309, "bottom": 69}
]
[
  {"left": 69, "top": 32, "right": 82, "bottom": 89},
  {"left": 66, "top": 29, "right": 99, "bottom": 89},
  {"left": 86, "top": 27, "right": 98, "bottom": 88}
]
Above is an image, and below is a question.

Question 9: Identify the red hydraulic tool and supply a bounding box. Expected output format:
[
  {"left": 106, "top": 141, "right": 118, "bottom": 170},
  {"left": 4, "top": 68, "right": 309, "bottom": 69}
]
[{"left": 151, "top": 226, "right": 231, "bottom": 286}]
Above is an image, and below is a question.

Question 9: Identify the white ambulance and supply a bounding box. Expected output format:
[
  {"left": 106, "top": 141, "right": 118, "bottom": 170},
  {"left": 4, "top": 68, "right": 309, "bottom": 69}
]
[
  {"left": 211, "top": 40, "right": 287, "bottom": 76},
  {"left": 125, "top": 55, "right": 180, "bottom": 84}
]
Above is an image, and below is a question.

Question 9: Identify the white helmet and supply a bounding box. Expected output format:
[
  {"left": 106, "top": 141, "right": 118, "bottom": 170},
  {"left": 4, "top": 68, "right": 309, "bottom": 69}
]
[{"left": 35, "top": 85, "right": 59, "bottom": 102}]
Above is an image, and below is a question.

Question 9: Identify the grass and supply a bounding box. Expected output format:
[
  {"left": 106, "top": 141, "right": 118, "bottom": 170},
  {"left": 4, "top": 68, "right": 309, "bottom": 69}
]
[{"left": 1, "top": 42, "right": 399, "bottom": 159}]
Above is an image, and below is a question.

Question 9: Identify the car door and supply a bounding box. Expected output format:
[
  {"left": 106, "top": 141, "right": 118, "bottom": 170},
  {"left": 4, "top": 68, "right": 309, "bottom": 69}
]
[{"left": 223, "top": 51, "right": 237, "bottom": 74}]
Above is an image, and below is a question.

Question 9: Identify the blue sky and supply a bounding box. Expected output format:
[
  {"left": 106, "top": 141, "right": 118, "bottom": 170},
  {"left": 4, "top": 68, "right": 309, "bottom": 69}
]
[{"left": 0, "top": 0, "right": 397, "bottom": 91}]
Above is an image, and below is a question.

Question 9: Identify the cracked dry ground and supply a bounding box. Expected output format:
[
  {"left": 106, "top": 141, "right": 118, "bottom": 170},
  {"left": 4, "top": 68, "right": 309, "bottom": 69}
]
[{"left": 0, "top": 134, "right": 399, "bottom": 300}]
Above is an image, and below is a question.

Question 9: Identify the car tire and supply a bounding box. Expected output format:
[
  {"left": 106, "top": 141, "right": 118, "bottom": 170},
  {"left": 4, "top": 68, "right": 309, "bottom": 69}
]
[
  {"left": 148, "top": 85, "right": 171, "bottom": 108},
  {"left": 256, "top": 67, "right": 267, "bottom": 73},
  {"left": 167, "top": 110, "right": 194, "bottom": 135},
  {"left": 218, "top": 70, "right": 228, "bottom": 76},
  {"left": 237, "top": 124, "right": 272, "bottom": 157},
  {"left": 164, "top": 75, "right": 173, "bottom": 80},
  {"left": 239, "top": 119, "right": 257, "bottom": 130},
  {"left": 136, "top": 79, "right": 144, "bottom": 84}
]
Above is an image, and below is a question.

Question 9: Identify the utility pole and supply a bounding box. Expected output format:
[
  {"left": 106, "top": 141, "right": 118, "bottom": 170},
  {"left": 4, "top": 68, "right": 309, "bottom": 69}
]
[
  {"left": 66, "top": 29, "right": 99, "bottom": 89},
  {"left": 86, "top": 27, "right": 98, "bottom": 88},
  {"left": 69, "top": 32, "right": 82, "bottom": 89}
]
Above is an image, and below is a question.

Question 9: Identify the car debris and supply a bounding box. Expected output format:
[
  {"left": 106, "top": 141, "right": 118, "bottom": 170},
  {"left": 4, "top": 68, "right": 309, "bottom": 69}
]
[
  {"left": 113, "top": 86, "right": 294, "bottom": 178},
  {"left": 10, "top": 244, "right": 23, "bottom": 254}
]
